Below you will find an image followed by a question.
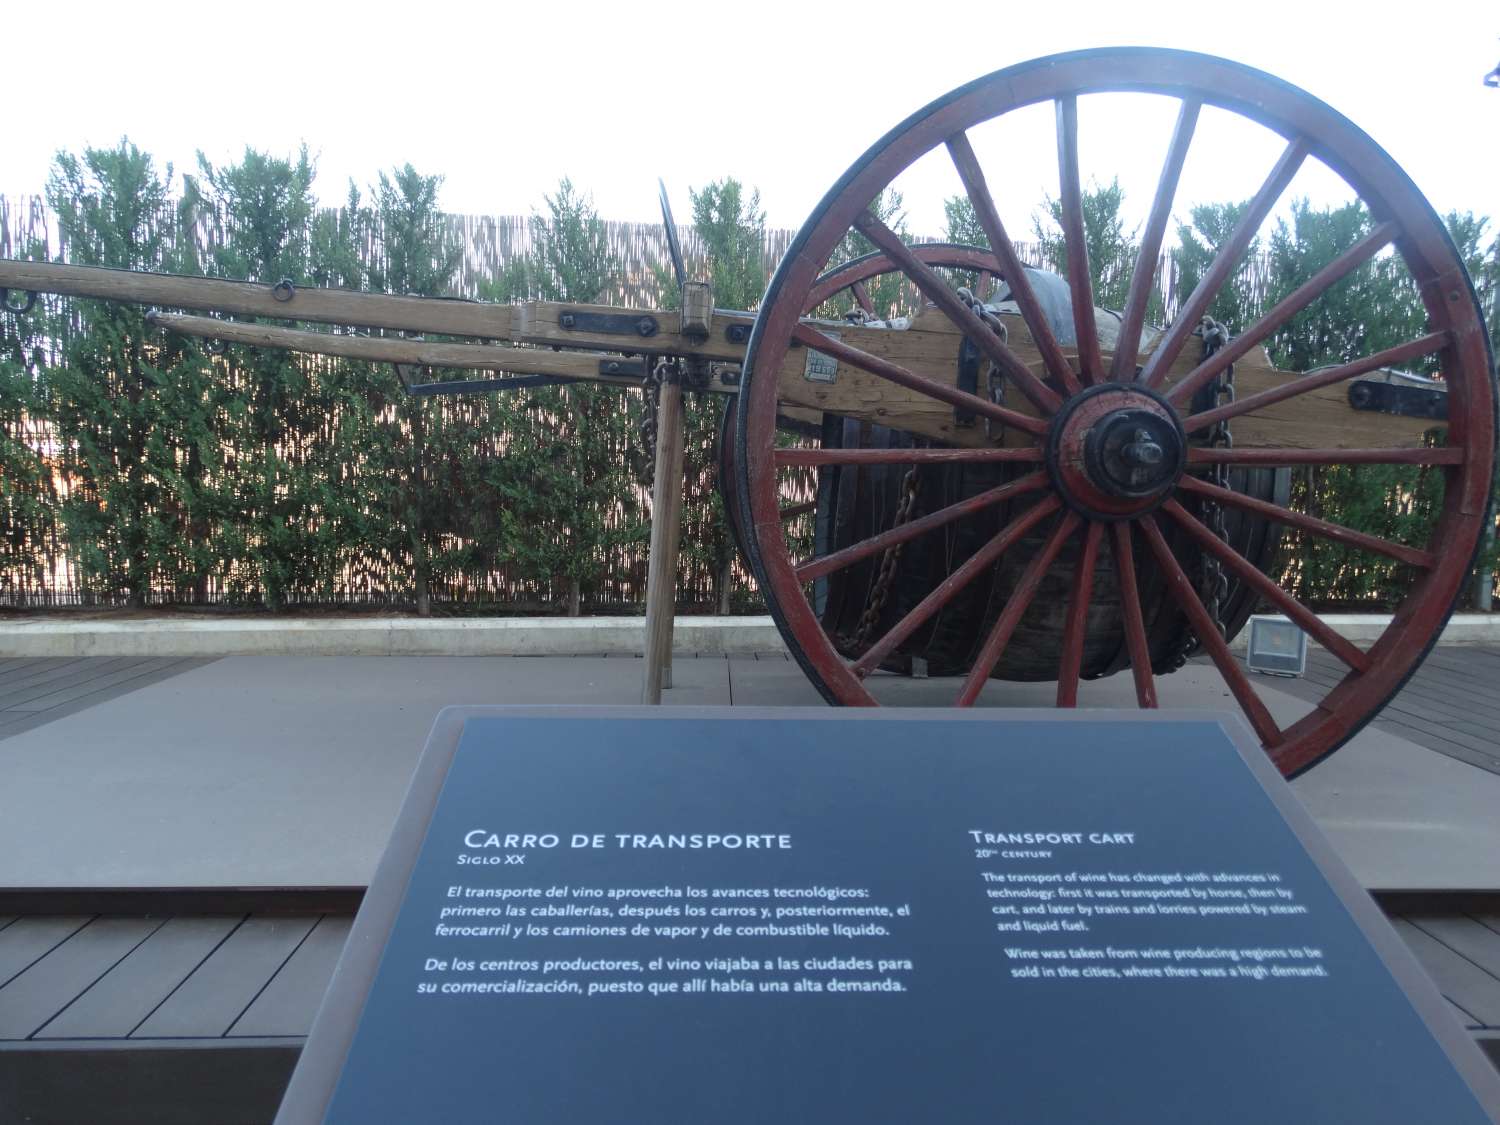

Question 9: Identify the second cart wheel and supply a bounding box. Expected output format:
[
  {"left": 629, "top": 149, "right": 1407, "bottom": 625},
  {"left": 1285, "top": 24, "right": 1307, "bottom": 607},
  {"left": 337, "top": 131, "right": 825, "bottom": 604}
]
[{"left": 735, "top": 47, "right": 1497, "bottom": 777}]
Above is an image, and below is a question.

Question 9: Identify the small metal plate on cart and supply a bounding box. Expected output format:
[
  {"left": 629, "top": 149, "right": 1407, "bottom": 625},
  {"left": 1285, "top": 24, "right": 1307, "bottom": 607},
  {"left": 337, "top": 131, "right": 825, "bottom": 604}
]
[{"left": 803, "top": 331, "right": 839, "bottom": 383}]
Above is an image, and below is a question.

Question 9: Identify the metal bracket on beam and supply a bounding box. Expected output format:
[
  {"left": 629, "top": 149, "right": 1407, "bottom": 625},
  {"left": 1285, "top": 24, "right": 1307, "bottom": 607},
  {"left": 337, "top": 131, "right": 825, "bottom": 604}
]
[
  {"left": 598, "top": 358, "right": 648, "bottom": 379},
  {"left": 955, "top": 337, "right": 981, "bottom": 427},
  {"left": 558, "top": 310, "right": 659, "bottom": 338},
  {"left": 1347, "top": 377, "right": 1448, "bottom": 420}
]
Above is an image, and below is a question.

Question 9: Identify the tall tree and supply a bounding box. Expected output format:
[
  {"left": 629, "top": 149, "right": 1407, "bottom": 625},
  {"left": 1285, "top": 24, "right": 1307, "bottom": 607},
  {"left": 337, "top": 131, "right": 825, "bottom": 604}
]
[
  {"left": 0, "top": 280, "right": 57, "bottom": 603},
  {"left": 190, "top": 147, "right": 331, "bottom": 607},
  {"left": 683, "top": 178, "right": 768, "bottom": 612},
  {"left": 486, "top": 180, "right": 638, "bottom": 615},
  {"left": 1031, "top": 176, "right": 1135, "bottom": 309},
  {"left": 690, "top": 179, "right": 766, "bottom": 310},
  {"left": 44, "top": 142, "right": 211, "bottom": 606},
  {"left": 811, "top": 188, "right": 911, "bottom": 320},
  {"left": 1170, "top": 200, "right": 1261, "bottom": 332},
  {"left": 364, "top": 165, "right": 464, "bottom": 615}
]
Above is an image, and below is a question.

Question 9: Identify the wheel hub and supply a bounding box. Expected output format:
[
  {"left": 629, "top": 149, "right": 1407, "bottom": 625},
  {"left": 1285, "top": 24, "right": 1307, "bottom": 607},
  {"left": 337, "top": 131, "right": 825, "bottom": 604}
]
[{"left": 1047, "top": 383, "right": 1186, "bottom": 520}]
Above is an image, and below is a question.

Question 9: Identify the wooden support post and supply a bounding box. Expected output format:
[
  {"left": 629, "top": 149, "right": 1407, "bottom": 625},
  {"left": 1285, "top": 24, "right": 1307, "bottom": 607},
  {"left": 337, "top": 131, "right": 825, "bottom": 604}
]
[{"left": 642, "top": 374, "right": 686, "bottom": 704}]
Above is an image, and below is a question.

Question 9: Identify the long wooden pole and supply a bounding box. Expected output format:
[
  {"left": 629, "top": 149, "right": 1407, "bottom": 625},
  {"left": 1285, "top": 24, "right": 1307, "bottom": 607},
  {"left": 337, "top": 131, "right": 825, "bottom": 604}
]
[
  {"left": 642, "top": 373, "right": 686, "bottom": 704},
  {"left": 146, "top": 311, "right": 645, "bottom": 387},
  {"left": 0, "top": 260, "right": 515, "bottom": 337}
]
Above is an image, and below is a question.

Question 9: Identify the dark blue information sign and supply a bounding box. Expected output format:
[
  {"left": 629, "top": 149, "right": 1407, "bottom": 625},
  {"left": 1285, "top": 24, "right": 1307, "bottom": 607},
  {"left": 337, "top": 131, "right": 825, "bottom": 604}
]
[{"left": 278, "top": 707, "right": 1500, "bottom": 1124}]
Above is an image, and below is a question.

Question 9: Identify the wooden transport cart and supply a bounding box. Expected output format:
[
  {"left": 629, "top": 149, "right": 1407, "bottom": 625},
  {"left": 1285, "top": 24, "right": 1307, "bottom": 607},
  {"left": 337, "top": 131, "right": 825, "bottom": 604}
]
[{"left": 1, "top": 48, "right": 1494, "bottom": 778}]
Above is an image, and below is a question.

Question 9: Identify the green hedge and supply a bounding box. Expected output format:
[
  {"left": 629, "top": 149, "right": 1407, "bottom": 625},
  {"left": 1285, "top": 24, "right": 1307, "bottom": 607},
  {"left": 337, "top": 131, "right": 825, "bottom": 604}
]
[{"left": 1, "top": 143, "right": 1495, "bottom": 612}]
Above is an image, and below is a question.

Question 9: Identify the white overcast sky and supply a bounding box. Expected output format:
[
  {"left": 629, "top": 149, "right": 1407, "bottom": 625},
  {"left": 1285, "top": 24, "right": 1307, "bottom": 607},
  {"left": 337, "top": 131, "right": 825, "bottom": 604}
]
[{"left": 4, "top": 0, "right": 1498, "bottom": 246}]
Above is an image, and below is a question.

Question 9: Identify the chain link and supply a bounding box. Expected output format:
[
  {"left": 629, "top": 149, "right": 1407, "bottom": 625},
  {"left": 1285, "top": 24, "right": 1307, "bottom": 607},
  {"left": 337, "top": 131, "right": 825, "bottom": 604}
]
[
  {"left": 845, "top": 283, "right": 1001, "bottom": 657},
  {"left": 1200, "top": 316, "right": 1235, "bottom": 642},
  {"left": 955, "top": 287, "right": 1010, "bottom": 443},
  {"left": 633, "top": 357, "right": 670, "bottom": 486},
  {"left": 849, "top": 465, "right": 922, "bottom": 653},
  {"left": 1167, "top": 315, "right": 1235, "bottom": 668},
  {"left": 1156, "top": 316, "right": 1236, "bottom": 670}
]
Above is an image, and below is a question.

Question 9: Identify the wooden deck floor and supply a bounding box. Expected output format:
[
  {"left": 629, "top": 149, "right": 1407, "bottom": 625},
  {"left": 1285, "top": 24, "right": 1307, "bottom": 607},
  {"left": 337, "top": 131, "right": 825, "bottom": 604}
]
[
  {"left": 0, "top": 656, "right": 215, "bottom": 742},
  {"left": 1, "top": 896, "right": 1497, "bottom": 1123},
  {"left": 1200, "top": 644, "right": 1500, "bottom": 776}
]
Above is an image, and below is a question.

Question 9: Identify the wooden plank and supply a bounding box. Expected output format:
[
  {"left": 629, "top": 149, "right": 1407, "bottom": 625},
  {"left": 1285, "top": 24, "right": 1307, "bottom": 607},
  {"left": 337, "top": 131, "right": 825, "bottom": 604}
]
[
  {"left": 1332, "top": 662, "right": 1500, "bottom": 726},
  {"left": 150, "top": 312, "right": 645, "bottom": 390},
  {"left": 133, "top": 916, "right": 317, "bottom": 1038},
  {"left": 0, "top": 887, "right": 361, "bottom": 917},
  {"left": 0, "top": 258, "right": 516, "bottom": 339},
  {"left": 1409, "top": 915, "right": 1500, "bottom": 982},
  {"left": 0, "top": 917, "right": 92, "bottom": 989},
  {"left": 36, "top": 916, "right": 241, "bottom": 1040},
  {"left": 230, "top": 916, "right": 352, "bottom": 1038},
  {"left": 6, "top": 657, "right": 186, "bottom": 712},
  {"left": 0, "top": 657, "right": 138, "bottom": 707},
  {"left": 642, "top": 378, "right": 687, "bottom": 704},
  {"left": 772, "top": 310, "right": 1439, "bottom": 451},
  {"left": 0, "top": 658, "right": 86, "bottom": 684},
  {"left": 0, "top": 917, "right": 163, "bottom": 1039},
  {"left": 1374, "top": 715, "right": 1500, "bottom": 762},
  {"left": 1392, "top": 917, "right": 1500, "bottom": 1025},
  {"left": 0, "top": 1038, "right": 300, "bottom": 1125},
  {"left": 1365, "top": 720, "right": 1500, "bottom": 776}
]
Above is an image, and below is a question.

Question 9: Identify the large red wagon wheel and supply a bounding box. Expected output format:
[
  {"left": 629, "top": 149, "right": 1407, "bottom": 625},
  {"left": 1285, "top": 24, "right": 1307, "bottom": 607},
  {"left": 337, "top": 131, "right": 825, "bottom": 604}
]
[{"left": 735, "top": 48, "right": 1496, "bottom": 776}]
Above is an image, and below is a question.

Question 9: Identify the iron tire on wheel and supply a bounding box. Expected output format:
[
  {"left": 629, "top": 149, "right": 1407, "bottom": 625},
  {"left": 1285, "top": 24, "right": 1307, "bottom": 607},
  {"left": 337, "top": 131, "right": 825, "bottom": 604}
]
[{"left": 734, "top": 47, "right": 1498, "bottom": 777}]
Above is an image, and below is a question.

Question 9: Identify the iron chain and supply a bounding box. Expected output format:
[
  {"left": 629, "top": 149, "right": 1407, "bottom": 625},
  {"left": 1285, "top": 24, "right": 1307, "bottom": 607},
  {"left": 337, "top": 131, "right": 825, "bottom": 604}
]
[
  {"left": 849, "top": 465, "right": 922, "bottom": 653},
  {"left": 1196, "top": 315, "right": 1235, "bottom": 647},
  {"left": 633, "top": 357, "right": 671, "bottom": 486},
  {"left": 956, "top": 287, "right": 1010, "bottom": 443}
]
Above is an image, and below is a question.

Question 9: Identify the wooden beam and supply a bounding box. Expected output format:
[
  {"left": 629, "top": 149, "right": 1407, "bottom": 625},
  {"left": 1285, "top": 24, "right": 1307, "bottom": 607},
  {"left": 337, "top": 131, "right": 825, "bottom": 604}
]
[
  {"left": 772, "top": 311, "right": 1442, "bottom": 451},
  {"left": 514, "top": 301, "right": 754, "bottom": 362},
  {"left": 147, "top": 312, "right": 643, "bottom": 388},
  {"left": 4, "top": 258, "right": 1440, "bottom": 451},
  {"left": 0, "top": 259, "right": 513, "bottom": 337},
  {"left": 642, "top": 377, "right": 687, "bottom": 703}
]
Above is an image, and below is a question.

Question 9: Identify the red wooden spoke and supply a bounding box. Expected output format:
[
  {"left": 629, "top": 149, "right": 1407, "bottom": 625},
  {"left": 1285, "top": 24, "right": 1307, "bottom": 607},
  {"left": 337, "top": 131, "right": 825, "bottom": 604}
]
[
  {"left": 850, "top": 211, "right": 1066, "bottom": 413},
  {"left": 1187, "top": 446, "right": 1464, "bottom": 467},
  {"left": 851, "top": 280, "right": 875, "bottom": 317},
  {"left": 1169, "top": 222, "right": 1404, "bottom": 407},
  {"left": 1138, "top": 515, "right": 1283, "bottom": 747},
  {"left": 1109, "top": 522, "right": 1158, "bottom": 708},
  {"left": 946, "top": 131, "right": 1076, "bottom": 388},
  {"left": 780, "top": 501, "right": 816, "bottom": 521},
  {"left": 1177, "top": 475, "right": 1435, "bottom": 567},
  {"left": 978, "top": 270, "right": 994, "bottom": 301},
  {"left": 851, "top": 497, "right": 1062, "bottom": 677},
  {"left": 774, "top": 446, "right": 1044, "bottom": 467},
  {"left": 1056, "top": 521, "right": 1103, "bottom": 706},
  {"left": 1180, "top": 331, "right": 1450, "bottom": 432},
  {"left": 1160, "top": 499, "right": 1369, "bottom": 671},
  {"left": 1055, "top": 97, "right": 1103, "bottom": 385},
  {"left": 956, "top": 511, "right": 1083, "bottom": 706},
  {"left": 790, "top": 323, "right": 1048, "bottom": 435},
  {"left": 1111, "top": 99, "right": 1200, "bottom": 381},
  {"left": 1141, "top": 137, "right": 1310, "bottom": 389},
  {"left": 796, "top": 471, "right": 1049, "bottom": 584}
]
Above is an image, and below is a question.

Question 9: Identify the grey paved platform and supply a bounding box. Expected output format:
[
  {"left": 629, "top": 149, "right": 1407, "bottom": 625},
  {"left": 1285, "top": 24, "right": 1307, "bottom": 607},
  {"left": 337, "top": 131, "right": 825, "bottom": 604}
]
[{"left": 0, "top": 653, "right": 1497, "bottom": 892}]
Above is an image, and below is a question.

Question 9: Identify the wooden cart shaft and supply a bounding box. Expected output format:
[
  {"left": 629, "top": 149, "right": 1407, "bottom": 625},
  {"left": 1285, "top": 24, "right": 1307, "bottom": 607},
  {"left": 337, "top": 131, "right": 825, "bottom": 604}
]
[{"left": 0, "top": 258, "right": 1441, "bottom": 451}]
